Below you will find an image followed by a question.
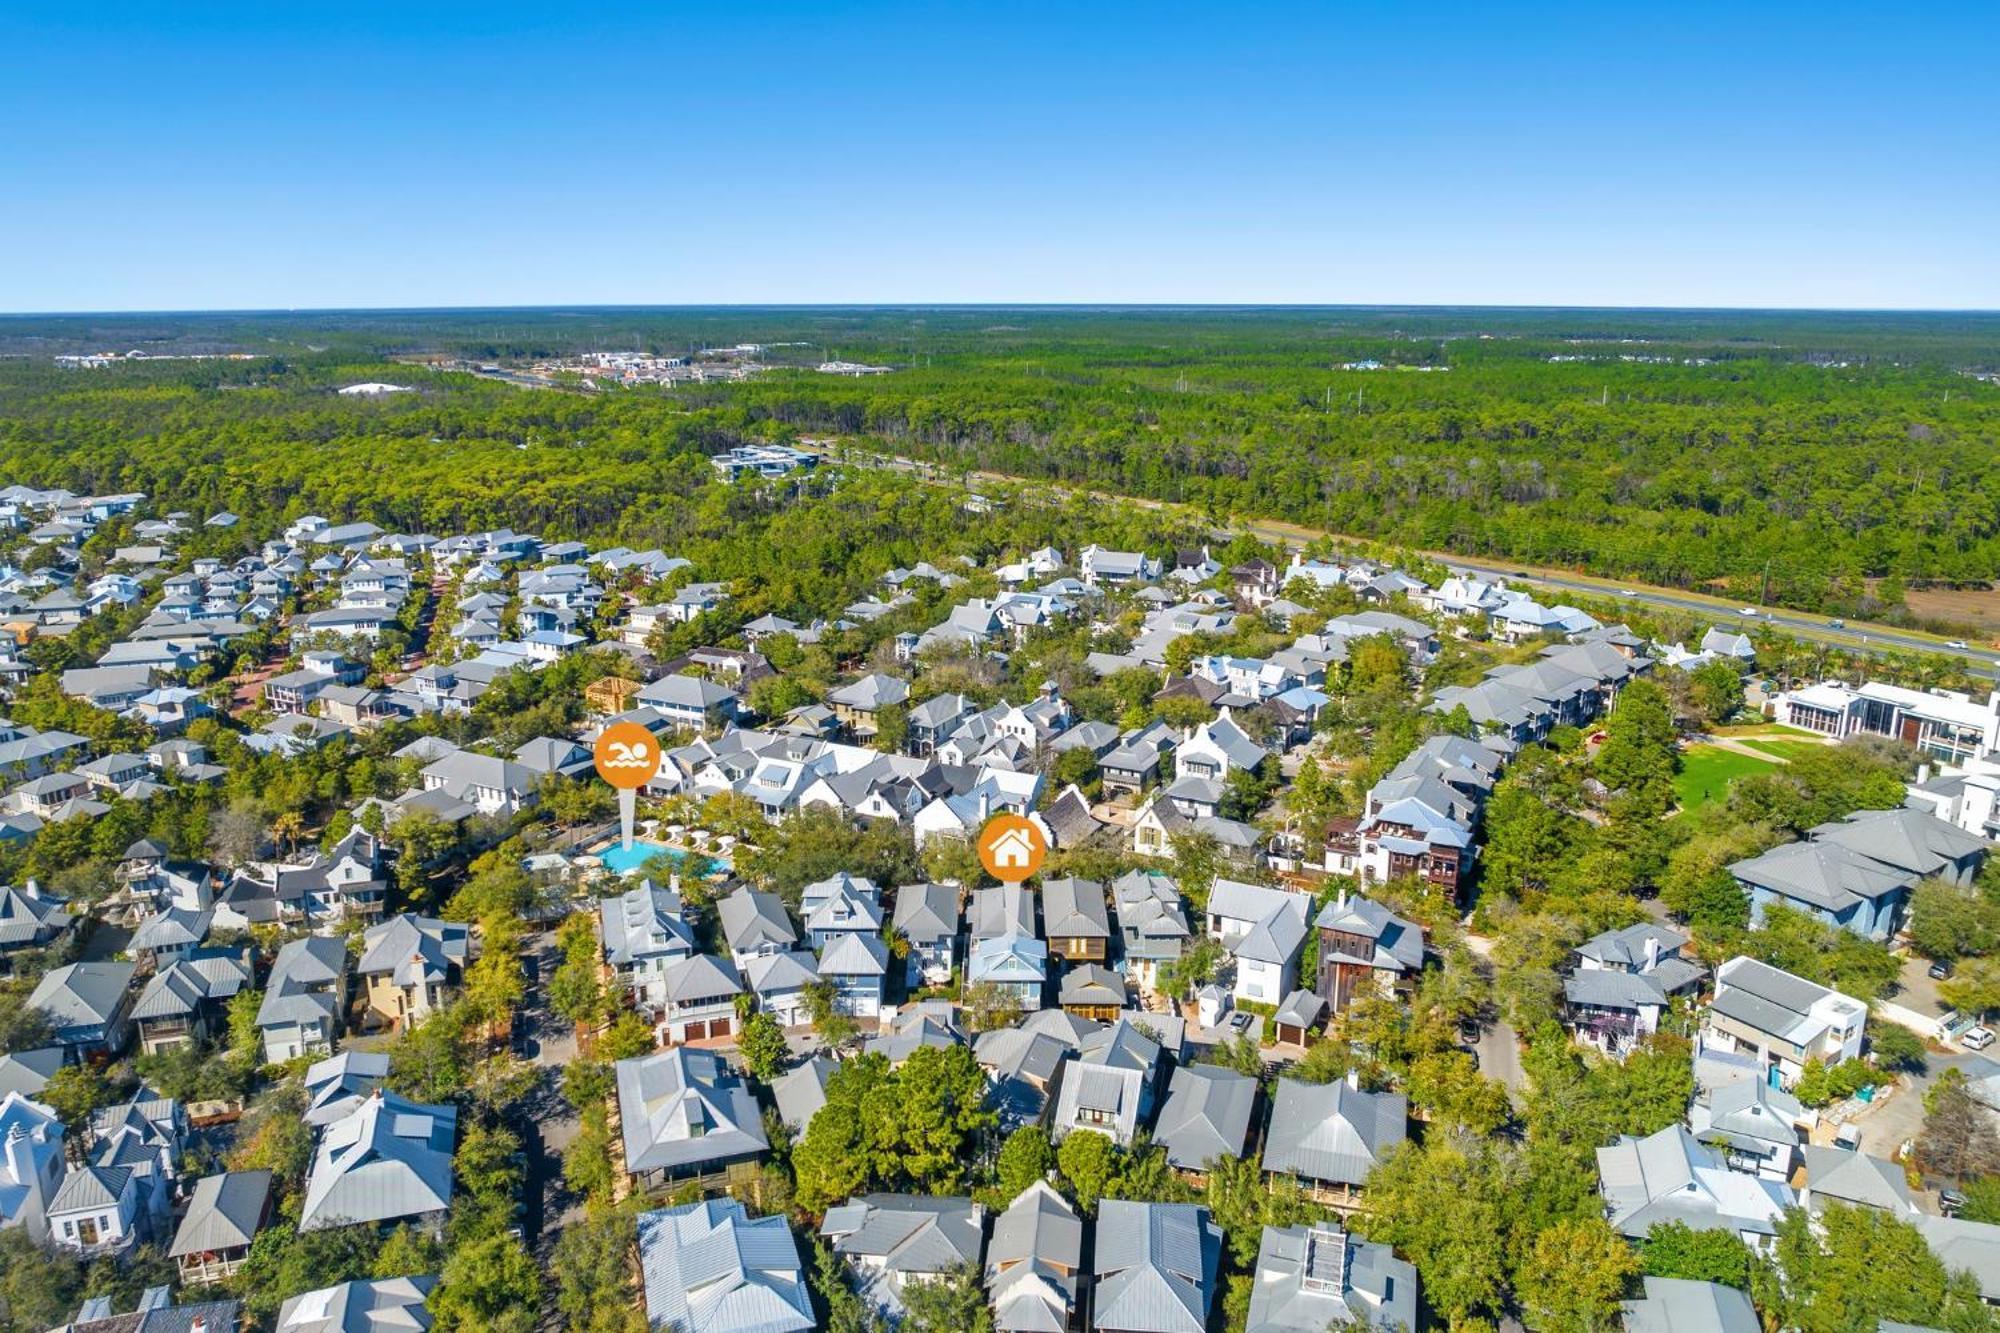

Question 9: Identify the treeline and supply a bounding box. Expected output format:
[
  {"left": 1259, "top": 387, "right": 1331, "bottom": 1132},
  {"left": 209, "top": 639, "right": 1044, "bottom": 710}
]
[{"left": 6, "top": 306, "right": 2000, "bottom": 611}]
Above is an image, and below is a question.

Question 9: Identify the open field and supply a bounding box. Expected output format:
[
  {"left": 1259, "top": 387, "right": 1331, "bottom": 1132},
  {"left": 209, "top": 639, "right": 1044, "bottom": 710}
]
[
  {"left": 1901, "top": 585, "right": 2000, "bottom": 637},
  {"left": 1676, "top": 744, "right": 1779, "bottom": 812}
]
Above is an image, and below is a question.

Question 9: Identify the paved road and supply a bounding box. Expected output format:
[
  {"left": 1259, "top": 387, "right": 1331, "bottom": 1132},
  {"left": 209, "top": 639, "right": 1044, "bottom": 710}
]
[
  {"left": 1435, "top": 555, "right": 2000, "bottom": 681},
  {"left": 851, "top": 447, "right": 2000, "bottom": 679},
  {"left": 516, "top": 930, "right": 582, "bottom": 1328},
  {"left": 1473, "top": 1018, "right": 1527, "bottom": 1095}
]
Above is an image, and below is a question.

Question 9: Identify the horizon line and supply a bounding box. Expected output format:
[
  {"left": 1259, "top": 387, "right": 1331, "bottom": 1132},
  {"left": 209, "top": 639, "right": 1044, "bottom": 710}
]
[{"left": 4, "top": 301, "right": 2000, "bottom": 319}]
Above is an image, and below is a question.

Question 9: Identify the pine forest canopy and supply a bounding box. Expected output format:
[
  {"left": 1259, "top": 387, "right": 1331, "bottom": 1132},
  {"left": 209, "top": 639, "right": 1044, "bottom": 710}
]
[{"left": 2, "top": 305, "right": 1998, "bottom": 617}]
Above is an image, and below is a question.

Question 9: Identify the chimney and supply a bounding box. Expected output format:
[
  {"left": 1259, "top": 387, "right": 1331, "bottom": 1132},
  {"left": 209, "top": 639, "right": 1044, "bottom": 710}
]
[
  {"left": 1643, "top": 935, "right": 1662, "bottom": 973},
  {"left": 1345, "top": 1068, "right": 1360, "bottom": 1091},
  {"left": 1918, "top": 763, "right": 1932, "bottom": 785},
  {"left": 3, "top": 1125, "right": 33, "bottom": 1188}
]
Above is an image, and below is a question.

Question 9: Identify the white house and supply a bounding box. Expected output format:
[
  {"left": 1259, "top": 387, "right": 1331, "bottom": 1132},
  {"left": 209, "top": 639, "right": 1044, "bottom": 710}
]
[{"left": 1205, "top": 878, "right": 1308, "bottom": 1007}]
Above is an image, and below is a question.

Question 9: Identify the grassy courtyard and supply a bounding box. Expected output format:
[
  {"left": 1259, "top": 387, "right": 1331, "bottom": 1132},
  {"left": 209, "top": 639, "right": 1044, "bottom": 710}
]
[{"left": 1675, "top": 744, "right": 1780, "bottom": 812}]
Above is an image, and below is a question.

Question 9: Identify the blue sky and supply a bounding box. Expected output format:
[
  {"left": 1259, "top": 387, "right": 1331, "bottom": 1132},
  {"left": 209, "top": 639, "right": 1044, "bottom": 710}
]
[{"left": 4, "top": 2, "right": 1995, "bottom": 311}]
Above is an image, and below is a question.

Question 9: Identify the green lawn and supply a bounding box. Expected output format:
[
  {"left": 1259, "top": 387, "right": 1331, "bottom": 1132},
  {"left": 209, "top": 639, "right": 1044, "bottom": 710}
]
[
  {"left": 1676, "top": 745, "right": 1780, "bottom": 811},
  {"left": 1712, "top": 722, "right": 1815, "bottom": 738},
  {"left": 1740, "top": 738, "right": 1830, "bottom": 761}
]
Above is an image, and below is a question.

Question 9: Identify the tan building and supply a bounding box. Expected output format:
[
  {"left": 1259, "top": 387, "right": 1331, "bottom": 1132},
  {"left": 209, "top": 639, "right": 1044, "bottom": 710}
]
[{"left": 357, "top": 914, "right": 469, "bottom": 1030}]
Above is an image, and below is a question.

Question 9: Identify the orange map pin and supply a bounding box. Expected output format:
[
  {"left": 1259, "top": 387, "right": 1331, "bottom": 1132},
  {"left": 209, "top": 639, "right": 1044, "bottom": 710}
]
[
  {"left": 594, "top": 720, "right": 659, "bottom": 853},
  {"left": 978, "top": 813, "right": 1047, "bottom": 883},
  {"left": 593, "top": 720, "right": 659, "bottom": 790}
]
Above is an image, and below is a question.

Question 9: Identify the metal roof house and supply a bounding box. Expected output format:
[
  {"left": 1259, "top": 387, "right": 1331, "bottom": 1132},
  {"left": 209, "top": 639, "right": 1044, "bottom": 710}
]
[
  {"left": 1090, "top": 1199, "right": 1222, "bottom": 1333},
  {"left": 1595, "top": 1124, "right": 1793, "bottom": 1243},
  {"left": 636, "top": 1198, "right": 814, "bottom": 1333},
  {"left": 255, "top": 935, "right": 347, "bottom": 1064},
  {"left": 985, "top": 1179, "right": 1082, "bottom": 1333},
  {"left": 821, "top": 1194, "right": 986, "bottom": 1321},
  {"left": 1703, "top": 956, "right": 1866, "bottom": 1090},
  {"left": 28, "top": 961, "right": 135, "bottom": 1058},
  {"left": 303, "top": 1051, "right": 392, "bottom": 1128},
  {"left": 616, "top": 1047, "right": 767, "bottom": 1190},
  {"left": 890, "top": 881, "right": 959, "bottom": 988},
  {"left": 1799, "top": 1145, "right": 1919, "bottom": 1216},
  {"left": 1244, "top": 1221, "right": 1417, "bottom": 1332},
  {"left": 1262, "top": 1076, "right": 1407, "bottom": 1206},
  {"left": 1621, "top": 1276, "right": 1759, "bottom": 1333},
  {"left": 277, "top": 1276, "right": 435, "bottom": 1333},
  {"left": 299, "top": 1090, "right": 457, "bottom": 1232},
  {"left": 170, "top": 1169, "right": 273, "bottom": 1284},
  {"left": 1153, "top": 1065, "right": 1257, "bottom": 1177}
]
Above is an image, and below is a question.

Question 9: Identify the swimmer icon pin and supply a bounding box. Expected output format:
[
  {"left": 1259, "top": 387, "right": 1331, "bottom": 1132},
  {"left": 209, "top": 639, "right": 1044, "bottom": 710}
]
[{"left": 593, "top": 720, "right": 658, "bottom": 853}]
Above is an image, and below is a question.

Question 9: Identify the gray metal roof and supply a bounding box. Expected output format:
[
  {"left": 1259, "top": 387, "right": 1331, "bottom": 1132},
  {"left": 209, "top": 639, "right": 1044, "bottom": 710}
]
[
  {"left": 169, "top": 1169, "right": 273, "bottom": 1257},
  {"left": 1091, "top": 1200, "right": 1221, "bottom": 1333},
  {"left": 29, "top": 961, "right": 134, "bottom": 1029},
  {"left": 357, "top": 914, "right": 468, "bottom": 984},
  {"left": 1620, "top": 1276, "right": 1759, "bottom": 1333},
  {"left": 1262, "top": 1079, "right": 1406, "bottom": 1187},
  {"left": 1596, "top": 1125, "right": 1793, "bottom": 1240},
  {"left": 275, "top": 1276, "right": 436, "bottom": 1333},
  {"left": 617, "top": 1048, "right": 767, "bottom": 1176},
  {"left": 890, "top": 882, "right": 959, "bottom": 944},
  {"left": 772, "top": 1056, "right": 836, "bottom": 1133},
  {"left": 636, "top": 1198, "right": 814, "bottom": 1332},
  {"left": 257, "top": 935, "right": 347, "bottom": 1031},
  {"left": 1917, "top": 1215, "right": 2000, "bottom": 1301},
  {"left": 1041, "top": 878, "right": 1111, "bottom": 940},
  {"left": 1245, "top": 1222, "right": 1418, "bottom": 1332},
  {"left": 1565, "top": 968, "right": 1669, "bottom": 1011},
  {"left": 719, "top": 886, "right": 798, "bottom": 954},
  {"left": 299, "top": 1091, "right": 456, "bottom": 1231},
  {"left": 986, "top": 1180, "right": 1081, "bottom": 1333},
  {"left": 821, "top": 1194, "right": 984, "bottom": 1274},
  {"left": 1800, "top": 1146, "right": 1915, "bottom": 1213},
  {"left": 1153, "top": 1065, "right": 1257, "bottom": 1171}
]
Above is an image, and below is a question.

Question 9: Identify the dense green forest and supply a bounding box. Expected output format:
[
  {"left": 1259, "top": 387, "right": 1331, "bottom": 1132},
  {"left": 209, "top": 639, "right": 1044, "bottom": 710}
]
[{"left": 3, "top": 305, "right": 1998, "bottom": 616}]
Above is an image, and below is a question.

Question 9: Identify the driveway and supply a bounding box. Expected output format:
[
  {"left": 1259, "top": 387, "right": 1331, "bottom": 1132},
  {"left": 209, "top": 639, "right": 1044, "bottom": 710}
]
[
  {"left": 1851, "top": 1049, "right": 1984, "bottom": 1162},
  {"left": 1890, "top": 952, "right": 1954, "bottom": 1027},
  {"left": 1473, "top": 1019, "right": 1527, "bottom": 1095}
]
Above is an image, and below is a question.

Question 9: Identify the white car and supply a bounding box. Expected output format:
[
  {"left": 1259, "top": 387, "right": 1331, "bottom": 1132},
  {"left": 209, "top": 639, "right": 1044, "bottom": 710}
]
[
  {"left": 1737, "top": 606, "right": 1758, "bottom": 617},
  {"left": 1948, "top": 639, "right": 1970, "bottom": 650},
  {"left": 1620, "top": 588, "right": 1638, "bottom": 597},
  {"left": 1965, "top": 1026, "right": 1995, "bottom": 1051}
]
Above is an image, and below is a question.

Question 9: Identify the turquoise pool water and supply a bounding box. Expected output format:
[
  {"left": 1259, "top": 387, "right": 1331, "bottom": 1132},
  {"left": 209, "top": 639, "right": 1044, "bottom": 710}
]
[{"left": 600, "top": 840, "right": 717, "bottom": 877}]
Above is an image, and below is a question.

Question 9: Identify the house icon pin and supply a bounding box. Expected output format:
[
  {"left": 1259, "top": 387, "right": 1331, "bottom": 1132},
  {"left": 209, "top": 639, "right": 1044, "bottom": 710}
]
[{"left": 978, "top": 815, "right": 1046, "bottom": 881}]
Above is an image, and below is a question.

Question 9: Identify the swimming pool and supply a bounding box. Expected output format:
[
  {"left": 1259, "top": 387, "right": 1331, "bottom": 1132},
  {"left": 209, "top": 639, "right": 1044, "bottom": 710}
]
[{"left": 599, "top": 839, "right": 716, "bottom": 878}]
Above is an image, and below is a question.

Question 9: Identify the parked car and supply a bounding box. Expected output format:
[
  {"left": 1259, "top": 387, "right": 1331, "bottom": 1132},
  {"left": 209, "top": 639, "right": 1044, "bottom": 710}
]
[
  {"left": 1457, "top": 1017, "right": 1482, "bottom": 1044},
  {"left": 1965, "top": 1026, "right": 1995, "bottom": 1051},
  {"left": 1942, "top": 1188, "right": 1968, "bottom": 1216},
  {"left": 1930, "top": 959, "right": 1954, "bottom": 980}
]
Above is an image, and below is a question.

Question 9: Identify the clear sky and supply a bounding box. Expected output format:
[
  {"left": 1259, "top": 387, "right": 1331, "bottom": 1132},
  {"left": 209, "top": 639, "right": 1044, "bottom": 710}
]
[{"left": 5, "top": 2, "right": 1996, "bottom": 312}]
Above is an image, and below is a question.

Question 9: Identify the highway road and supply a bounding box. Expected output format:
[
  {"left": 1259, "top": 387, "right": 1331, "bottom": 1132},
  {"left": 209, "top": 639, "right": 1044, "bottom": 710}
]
[
  {"left": 846, "top": 446, "right": 2000, "bottom": 680},
  {"left": 1403, "top": 556, "right": 2000, "bottom": 681}
]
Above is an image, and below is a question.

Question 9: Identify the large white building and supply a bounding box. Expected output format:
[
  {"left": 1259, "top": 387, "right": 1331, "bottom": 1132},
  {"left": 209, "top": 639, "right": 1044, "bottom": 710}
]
[{"left": 1774, "top": 681, "right": 2000, "bottom": 766}]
